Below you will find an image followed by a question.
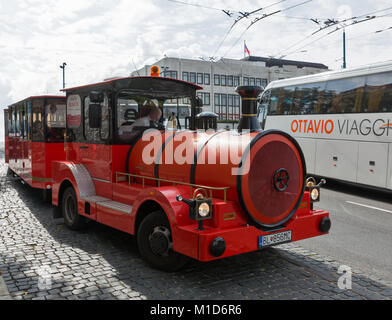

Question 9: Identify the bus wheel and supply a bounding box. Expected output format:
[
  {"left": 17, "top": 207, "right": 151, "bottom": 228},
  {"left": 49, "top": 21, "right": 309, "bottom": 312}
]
[
  {"left": 137, "top": 211, "right": 188, "bottom": 272},
  {"left": 62, "top": 187, "right": 86, "bottom": 230}
]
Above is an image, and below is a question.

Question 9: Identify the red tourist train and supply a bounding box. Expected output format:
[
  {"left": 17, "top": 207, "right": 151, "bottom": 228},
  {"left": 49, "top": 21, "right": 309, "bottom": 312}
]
[{"left": 3, "top": 69, "right": 330, "bottom": 271}]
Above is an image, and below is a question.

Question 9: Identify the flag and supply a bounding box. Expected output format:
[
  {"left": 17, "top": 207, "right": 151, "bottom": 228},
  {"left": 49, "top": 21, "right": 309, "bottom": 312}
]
[{"left": 244, "top": 41, "right": 250, "bottom": 56}]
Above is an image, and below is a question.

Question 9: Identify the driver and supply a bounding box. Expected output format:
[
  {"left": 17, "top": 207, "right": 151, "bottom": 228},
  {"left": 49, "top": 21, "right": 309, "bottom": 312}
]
[{"left": 118, "top": 106, "right": 162, "bottom": 137}]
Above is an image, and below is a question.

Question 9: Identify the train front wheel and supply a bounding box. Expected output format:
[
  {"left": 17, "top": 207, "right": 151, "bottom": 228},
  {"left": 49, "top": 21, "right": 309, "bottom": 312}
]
[
  {"left": 137, "top": 211, "right": 188, "bottom": 272},
  {"left": 62, "top": 187, "right": 86, "bottom": 230}
]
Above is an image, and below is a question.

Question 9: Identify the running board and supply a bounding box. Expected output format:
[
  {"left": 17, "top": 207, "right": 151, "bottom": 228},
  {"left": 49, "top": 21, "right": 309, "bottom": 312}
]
[{"left": 82, "top": 195, "right": 133, "bottom": 215}]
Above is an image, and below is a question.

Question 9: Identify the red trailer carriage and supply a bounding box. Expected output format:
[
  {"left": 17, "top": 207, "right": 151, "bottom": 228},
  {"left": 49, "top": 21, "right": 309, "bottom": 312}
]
[
  {"left": 4, "top": 95, "right": 66, "bottom": 192},
  {"left": 4, "top": 73, "right": 330, "bottom": 271}
]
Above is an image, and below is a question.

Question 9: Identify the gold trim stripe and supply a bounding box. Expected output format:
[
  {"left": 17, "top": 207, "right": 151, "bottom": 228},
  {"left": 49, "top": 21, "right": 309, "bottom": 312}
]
[
  {"left": 242, "top": 97, "right": 258, "bottom": 101},
  {"left": 32, "top": 177, "right": 52, "bottom": 183},
  {"left": 242, "top": 114, "right": 257, "bottom": 117}
]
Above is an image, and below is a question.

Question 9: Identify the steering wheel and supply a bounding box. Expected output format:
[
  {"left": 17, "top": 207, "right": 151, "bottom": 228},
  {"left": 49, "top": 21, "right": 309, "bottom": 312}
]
[{"left": 124, "top": 109, "right": 139, "bottom": 122}]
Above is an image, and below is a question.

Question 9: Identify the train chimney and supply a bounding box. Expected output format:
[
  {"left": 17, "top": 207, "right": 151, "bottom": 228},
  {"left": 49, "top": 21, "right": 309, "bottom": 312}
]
[{"left": 236, "top": 85, "right": 264, "bottom": 132}]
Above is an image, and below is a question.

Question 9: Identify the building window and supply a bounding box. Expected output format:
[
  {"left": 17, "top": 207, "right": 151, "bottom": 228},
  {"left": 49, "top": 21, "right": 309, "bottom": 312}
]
[
  {"left": 234, "top": 95, "right": 240, "bottom": 120},
  {"left": 228, "top": 95, "right": 234, "bottom": 120},
  {"left": 256, "top": 78, "right": 262, "bottom": 87},
  {"left": 221, "top": 75, "right": 226, "bottom": 86},
  {"left": 221, "top": 94, "right": 227, "bottom": 106},
  {"left": 214, "top": 74, "right": 220, "bottom": 86},
  {"left": 190, "top": 72, "right": 196, "bottom": 84},
  {"left": 234, "top": 76, "right": 240, "bottom": 87},
  {"left": 199, "top": 92, "right": 210, "bottom": 106},
  {"left": 250, "top": 78, "right": 255, "bottom": 86},
  {"left": 262, "top": 79, "right": 268, "bottom": 87},
  {"left": 182, "top": 72, "right": 189, "bottom": 82},
  {"left": 197, "top": 73, "right": 203, "bottom": 84},
  {"left": 243, "top": 77, "right": 249, "bottom": 86},
  {"left": 167, "top": 71, "right": 177, "bottom": 79},
  {"left": 204, "top": 93, "right": 210, "bottom": 106},
  {"left": 227, "top": 76, "right": 233, "bottom": 87},
  {"left": 204, "top": 73, "right": 210, "bottom": 85},
  {"left": 214, "top": 93, "right": 220, "bottom": 114}
]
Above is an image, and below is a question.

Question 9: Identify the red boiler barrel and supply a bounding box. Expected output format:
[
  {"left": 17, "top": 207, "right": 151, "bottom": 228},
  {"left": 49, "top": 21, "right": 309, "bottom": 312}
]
[{"left": 128, "top": 129, "right": 306, "bottom": 228}]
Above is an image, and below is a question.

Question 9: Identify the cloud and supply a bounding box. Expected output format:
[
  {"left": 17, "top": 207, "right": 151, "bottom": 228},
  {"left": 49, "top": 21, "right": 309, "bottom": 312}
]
[{"left": 0, "top": 0, "right": 392, "bottom": 140}]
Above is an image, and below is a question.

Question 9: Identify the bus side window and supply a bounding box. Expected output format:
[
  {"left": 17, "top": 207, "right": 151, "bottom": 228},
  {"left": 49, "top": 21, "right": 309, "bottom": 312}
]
[
  {"left": 340, "top": 77, "right": 365, "bottom": 113},
  {"left": 269, "top": 89, "right": 279, "bottom": 115},
  {"left": 258, "top": 90, "right": 270, "bottom": 129},
  {"left": 324, "top": 80, "right": 341, "bottom": 113},
  {"left": 280, "top": 86, "right": 295, "bottom": 115},
  {"left": 364, "top": 72, "right": 392, "bottom": 113}
]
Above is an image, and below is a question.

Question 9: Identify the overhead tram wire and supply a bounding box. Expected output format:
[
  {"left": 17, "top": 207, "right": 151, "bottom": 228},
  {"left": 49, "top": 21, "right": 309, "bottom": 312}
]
[
  {"left": 212, "top": 0, "right": 289, "bottom": 58},
  {"left": 166, "top": 0, "right": 233, "bottom": 13},
  {"left": 272, "top": 7, "right": 392, "bottom": 59},
  {"left": 309, "top": 5, "right": 392, "bottom": 36},
  {"left": 221, "top": 0, "right": 313, "bottom": 59},
  {"left": 276, "top": 17, "right": 392, "bottom": 59}
]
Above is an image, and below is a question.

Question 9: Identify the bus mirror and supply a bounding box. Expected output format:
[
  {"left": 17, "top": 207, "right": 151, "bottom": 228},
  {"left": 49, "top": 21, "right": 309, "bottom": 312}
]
[
  {"left": 89, "top": 104, "right": 101, "bottom": 129},
  {"left": 90, "top": 91, "right": 104, "bottom": 103}
]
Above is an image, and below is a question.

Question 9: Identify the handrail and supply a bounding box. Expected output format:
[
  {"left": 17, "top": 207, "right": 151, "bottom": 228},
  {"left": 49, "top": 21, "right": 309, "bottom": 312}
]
[{"left": 116, "top": 172, "right": 230, "bottom": 202}]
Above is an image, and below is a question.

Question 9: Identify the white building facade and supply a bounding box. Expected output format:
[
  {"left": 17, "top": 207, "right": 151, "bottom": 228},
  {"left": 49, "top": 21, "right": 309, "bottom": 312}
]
[{"left": 131, "top": 56, "right": 328, "bottom": 121}]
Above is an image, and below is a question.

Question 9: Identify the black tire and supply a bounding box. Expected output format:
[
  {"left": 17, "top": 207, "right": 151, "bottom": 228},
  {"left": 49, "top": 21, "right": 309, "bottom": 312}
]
[
  {"left": 62, "top": 187, "right": 86, "bottom": 230},
  {"left": 6, "top": 168, "right": 13, "bottom": 176},
  {"left": 42, "top": 189, "right": 52, "bottom": 203},
  {"left": 137, "top": 211, "right": 188, "bottom": 272}
]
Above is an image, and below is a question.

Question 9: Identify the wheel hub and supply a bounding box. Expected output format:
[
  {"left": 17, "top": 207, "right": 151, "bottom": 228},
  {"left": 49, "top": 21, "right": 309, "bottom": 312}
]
[{"left": 149, "top": 227, "right": 172, "bottom": 256}]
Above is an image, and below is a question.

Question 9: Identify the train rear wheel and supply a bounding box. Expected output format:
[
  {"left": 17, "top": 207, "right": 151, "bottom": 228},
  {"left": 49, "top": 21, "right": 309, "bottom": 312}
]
[
  {"left": 137, "top": 211, "right": 188, "bottom": 272},
  {"left": 62, "top": 187, "right": 86, "bottom": 230}
]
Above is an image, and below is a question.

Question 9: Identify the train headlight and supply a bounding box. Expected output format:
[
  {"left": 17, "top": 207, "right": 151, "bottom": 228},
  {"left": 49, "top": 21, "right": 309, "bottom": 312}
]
[
  {"left": 310, "top": 188, "right": 320, "bottom": 202},
  {"left": 198, "top": 202, "right": 210, "bottom": 218},
  {"left": 195, "top": 199, "right": 212, "bottom": 221}
]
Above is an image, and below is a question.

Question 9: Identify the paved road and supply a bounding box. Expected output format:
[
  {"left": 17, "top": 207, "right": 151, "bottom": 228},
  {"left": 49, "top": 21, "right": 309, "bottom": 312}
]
[
  {"left": 0, "top": 161, "right": 391, "bottom": 300},
  {"left": 300, "top": 180, "right": 392, "bottom": 283}
]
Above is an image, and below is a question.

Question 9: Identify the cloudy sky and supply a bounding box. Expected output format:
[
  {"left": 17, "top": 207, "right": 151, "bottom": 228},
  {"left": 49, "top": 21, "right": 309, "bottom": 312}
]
[{"left": 1, "top": 0, "right": 392, "bottom": 140}]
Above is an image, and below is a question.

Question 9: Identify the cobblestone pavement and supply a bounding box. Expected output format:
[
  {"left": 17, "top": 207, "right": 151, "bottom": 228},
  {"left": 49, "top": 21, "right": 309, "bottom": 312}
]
[{"left": 0, "top": 162, "right": 391, "bottom": 300}]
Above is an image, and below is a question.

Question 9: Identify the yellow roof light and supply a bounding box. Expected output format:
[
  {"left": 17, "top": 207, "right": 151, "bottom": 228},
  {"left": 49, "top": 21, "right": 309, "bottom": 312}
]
[{"left": 151, "top": 66, "right": 160, "bottom": 77}]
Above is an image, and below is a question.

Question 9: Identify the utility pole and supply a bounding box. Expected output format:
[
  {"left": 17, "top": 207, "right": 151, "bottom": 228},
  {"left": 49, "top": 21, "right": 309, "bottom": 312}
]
[
  {"left": 60, "top": 62, "right": 67, "bottom": 89},
  {"left": 342, "top": 29, "right": 347, "bottom": 69}
]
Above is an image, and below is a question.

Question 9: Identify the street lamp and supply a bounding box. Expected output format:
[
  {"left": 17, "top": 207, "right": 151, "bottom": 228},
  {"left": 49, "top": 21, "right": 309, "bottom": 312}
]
[
  {"left": 161, "top": 66, "right": 169, "bottom": 77},
  {"left": 60, "top": 62, "right": 67, "bottom": 89}
]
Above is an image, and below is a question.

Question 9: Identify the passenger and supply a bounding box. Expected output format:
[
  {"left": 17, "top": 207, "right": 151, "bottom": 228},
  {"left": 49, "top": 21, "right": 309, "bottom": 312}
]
[{"left": 167, "top": 112, "right": 181, "bottom": 130}]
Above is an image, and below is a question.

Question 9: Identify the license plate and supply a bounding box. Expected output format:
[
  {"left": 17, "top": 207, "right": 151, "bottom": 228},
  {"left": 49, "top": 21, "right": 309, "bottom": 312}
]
[{"left": 258, "top": 230, "right": 292, "bottom": 248}]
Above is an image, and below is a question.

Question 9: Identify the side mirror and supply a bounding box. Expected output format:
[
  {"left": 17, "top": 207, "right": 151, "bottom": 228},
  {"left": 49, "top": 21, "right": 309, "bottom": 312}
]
[
  {"left": 89, "top": 104, "right": 101, "bottom": 129},
  {"left": 90, "top": 91, "right": 104, "bottom": 103}
]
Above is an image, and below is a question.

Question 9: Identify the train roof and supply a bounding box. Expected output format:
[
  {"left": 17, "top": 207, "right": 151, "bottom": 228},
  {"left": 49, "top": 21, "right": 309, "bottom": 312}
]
[
  {"left": 7, "top": 95, "right": 66, "bottom": 108},
  {"left": 61, "top": 76, "right": 203, "bottom": 96},
  {"left": 265, "top": 60, "right": 392, "bottom": 90}
]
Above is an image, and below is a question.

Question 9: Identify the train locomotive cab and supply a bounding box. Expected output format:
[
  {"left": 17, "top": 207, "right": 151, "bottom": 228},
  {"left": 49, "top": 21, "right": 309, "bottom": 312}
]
[{"left": 47, "top": 71, "right": 330, "bottom": 271}]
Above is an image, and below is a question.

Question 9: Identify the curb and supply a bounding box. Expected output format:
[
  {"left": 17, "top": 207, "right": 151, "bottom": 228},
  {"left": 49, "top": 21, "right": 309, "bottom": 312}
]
[{"left": 0, "top": 276, "right": 12, "bottom": 300}]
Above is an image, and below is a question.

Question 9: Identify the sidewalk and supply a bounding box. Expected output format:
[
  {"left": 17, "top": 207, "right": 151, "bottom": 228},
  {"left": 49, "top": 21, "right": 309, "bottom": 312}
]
[{"left": 0, "top": 275, "right": 12, "bottom": 300}]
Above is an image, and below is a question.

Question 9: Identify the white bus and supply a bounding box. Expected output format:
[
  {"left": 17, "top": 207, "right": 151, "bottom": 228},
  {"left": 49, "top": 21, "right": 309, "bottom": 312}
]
[{"left": 257, "top": 60, "right": 392, "bottom": 190}]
